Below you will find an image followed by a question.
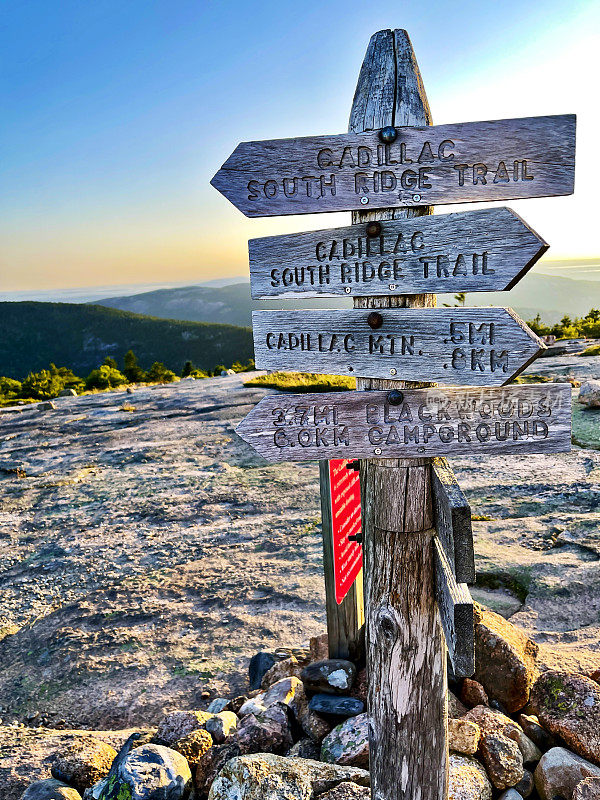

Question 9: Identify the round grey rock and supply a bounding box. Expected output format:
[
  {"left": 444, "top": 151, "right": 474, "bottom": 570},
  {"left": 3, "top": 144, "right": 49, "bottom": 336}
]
[{"left": 21, "top": 779, "right": 82, "bottom": 799}]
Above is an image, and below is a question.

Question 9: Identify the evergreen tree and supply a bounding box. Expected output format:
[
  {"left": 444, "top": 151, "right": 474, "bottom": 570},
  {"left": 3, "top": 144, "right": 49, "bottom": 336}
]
[
  {"left": 181, "top": 360, "right": 194, "bottom": 377},
  {"left": 123, "top": 350, "right": 145, "bottom": 383}
]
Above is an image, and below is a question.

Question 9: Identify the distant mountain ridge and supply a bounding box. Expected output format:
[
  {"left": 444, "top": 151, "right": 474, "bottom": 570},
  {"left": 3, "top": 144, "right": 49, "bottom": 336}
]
[
  {"left": 96, "top": 272, "right": 600, "bottom": 328},
  {"left": 0, "top": 302, "right": 253, "bottom": 379}
]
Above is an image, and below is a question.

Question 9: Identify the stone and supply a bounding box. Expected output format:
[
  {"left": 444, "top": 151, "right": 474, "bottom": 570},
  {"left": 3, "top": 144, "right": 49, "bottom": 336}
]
[
  {"left": 287, "top": 738, "right": 321, "bottom": 760},
  {"left": 234, "top": 702, "right": 293, "bottom": 755},
  {"left": 449, "top": 691, "right": 469, "bottom": 718},
  {"left": 248, "top": 651, "right": 276, "bottom": 691},
  {"left": 318, "top": 783, "right": 371, "bottom": 800},
  {"left": 461, "top": 679, "right": 489, "bottom": 708},
  {"left": 320, "top": 713, "right": 369, "bottom": 769},
  {"left": 479, "top": 731, "right": 524, "bottom": 790},
  {"left": 154, "top": 710, "right": 213, "bottom": 746},
  {"left": 465, "top": 705, "right": 540, "bottom": 763},
  {"left": 171, "top": 728, "right": 213, "bottom": 768},
  {"left": 497, "top": 792, "right": 522, "bottom": 800},
  {"left": 207, "top": 699, "right": 229, "bottom": 714},
  {"left": 37, "top": 401, "right": 56, "bottom": 411},
  {"left": 574, "top": 778, "right": 600, "bottom": 800},
  {"left": 308, "top": 695, "right": 364, "bottom": 718},
  {"left": 514, "top": 769, "right": 534, "bottom": 798},
  {"left": 448, "top": 753, "right": 492, "bottom": 800},
  {"left": 205, "top": 712, "right": 238, "bottom": 743},
  {"left": 90, "top": 743, "right": 192, "bottom": 799},
  {"left": 239, "top": 676, "right": 304, "bottom": 716},
  {"left": 448, "top": 718, "right": 480, "bottom": 755},
  {"left": 50, "top": 738, "right": 117, "bottom": 794},
  {"left": 534, "top": 747, "right": 600, "bottom": 800},
  {"left": 293, "top": 695, "right": 332, "bottom": 744},
  {"left": 208, "top": 753, "right": 369, "bottom": 800},
  {"left": 21, "top": 780, "right": 82, "bottom": 799},
  {"left": 530, "top": 672, "right": 600, "bottom": 765},
  {"left": 228, "top": 696, "right": 248, "bottom": 715},
  {"left": 349, "top": 669, "right": 367, "bottom": 704},
  {"left": 196, "top": 741, "right": 242, "bottom": 795},
  {"left": 578, "top": 380, "right": 600, "bottom": 407},
  {"left": 58, "top": 388, "right": 78, "bottom": 397},
  {"left": 589, "top": 670, "right": 600, "bottom": 685},
  {"left": 309, "top": 633, "right": 329, "bottom": 661},
  {"left": 301, "top": 660, "right": 356, "bottom": 695},
  {"left": 473, "top": 605, "right": 538, "bottom": 713},
  {"left": 261, "top": 656, "right": 303, "bottom": 689},
  {"left": 518, "top": 714, "right": 557, "bottom": 752}
]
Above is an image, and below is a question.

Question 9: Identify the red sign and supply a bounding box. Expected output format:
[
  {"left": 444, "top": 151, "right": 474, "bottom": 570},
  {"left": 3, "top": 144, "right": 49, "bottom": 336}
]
[{"left": 329, "top": 459, "right": 363, "bottom": 604}]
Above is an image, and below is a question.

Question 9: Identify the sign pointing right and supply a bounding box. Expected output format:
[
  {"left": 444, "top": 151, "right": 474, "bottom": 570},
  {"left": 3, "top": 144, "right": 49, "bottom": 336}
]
[{"left": 249, "top": 207, "right": 548, "bottom": 298}]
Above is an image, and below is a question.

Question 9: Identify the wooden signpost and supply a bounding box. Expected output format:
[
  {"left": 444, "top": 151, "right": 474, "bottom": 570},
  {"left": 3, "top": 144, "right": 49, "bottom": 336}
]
[
  {"left": 212, "top": 26, "right": 575, "bottom": 800},
  {"left": 252, "top": 307, "right": 544, "bottom": 385},
  {"left": 211, "top": 114, "right": 575, "bottom": 216},
  {"left": 249, "top": 207, "right": 548, "bottom": 297}
]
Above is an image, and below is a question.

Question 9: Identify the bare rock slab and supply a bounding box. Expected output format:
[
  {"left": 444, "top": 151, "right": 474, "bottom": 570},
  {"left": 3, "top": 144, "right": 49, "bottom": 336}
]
[
  {"left": 208, "top": 753, "right": 369, "bottom": 800},
  {"left": 534, "top": 747, "right": 600, "bottom": 800},
  {"left": 473, "top": 605, "right": 538, "bottom": 713},
  {"left": 320, "top": 714, "right": 369, "bottom": 769},
  {"left": 448, "top": 754, "right": 492, "bottom": 800},
  {"left": 530, "top": 671, "right": 600, "bottom": 765}
]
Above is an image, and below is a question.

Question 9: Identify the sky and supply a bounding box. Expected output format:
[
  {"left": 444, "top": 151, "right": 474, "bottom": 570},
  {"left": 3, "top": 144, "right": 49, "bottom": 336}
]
[{"left": 1, "top": 0, "right": 599, "bottom": 293}]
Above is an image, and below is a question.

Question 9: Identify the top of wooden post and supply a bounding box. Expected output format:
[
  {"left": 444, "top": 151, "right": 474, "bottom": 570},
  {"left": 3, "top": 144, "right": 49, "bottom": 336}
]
[{"left": 349, "top": 29, "right": 431, "bottom": 134}]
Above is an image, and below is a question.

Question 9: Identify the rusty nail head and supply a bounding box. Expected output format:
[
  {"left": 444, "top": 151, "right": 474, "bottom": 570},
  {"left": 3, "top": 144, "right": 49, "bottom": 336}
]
[
  {"left": 367, "top": 311, "right": 383, "bottom": 329},
  {"left": 366, "top": 221, "right": 382, "bottom": 237},
  {"left": 388, "top": 389, "right": 404, "bottom": 405},
  {"left": 379, "top": 126, "right": 397, "bottom": 144}
]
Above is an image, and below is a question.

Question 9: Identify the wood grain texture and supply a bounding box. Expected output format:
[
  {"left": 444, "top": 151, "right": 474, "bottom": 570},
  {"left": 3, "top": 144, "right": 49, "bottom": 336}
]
[
  {"left": 248, "top": 207, "right": 548, "bottom": 298},
  {"left": 433, "top": 535, "right": 475, "bottom": 678},
  {"left": 251, "top": 306, "right": 545, "bottom": 385},
  {"left": 211, "top": 114, "right": 576, "bottom": 216},
  {"left": 319, "top": 460, "right": 365, "bottom": 660},
  {"left": 432, "top": 457, "right": 475, "bottom": 584},
  {"left": 235, "top": 384, "right": 573, "bottom": 462},
  {"left": 350, "top": 29, "right": 448, "bottom": 800}
]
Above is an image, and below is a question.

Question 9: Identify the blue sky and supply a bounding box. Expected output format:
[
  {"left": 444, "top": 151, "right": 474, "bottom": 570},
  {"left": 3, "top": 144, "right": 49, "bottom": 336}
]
[{"left": 1, "top": 0, "right": 598, "bottom": 291}]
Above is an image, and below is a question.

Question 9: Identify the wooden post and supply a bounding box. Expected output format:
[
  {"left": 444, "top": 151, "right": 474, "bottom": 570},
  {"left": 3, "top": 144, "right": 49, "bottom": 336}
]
[
  {"left": 350, "top": 29, "right": 448, "bottom": 798},
  {"left": 319, "top": 461, "right": 364, "bottom": 660}
]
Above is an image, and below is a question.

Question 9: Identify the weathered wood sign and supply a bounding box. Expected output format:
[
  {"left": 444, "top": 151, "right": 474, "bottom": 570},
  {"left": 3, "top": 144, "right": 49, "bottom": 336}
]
[
  {"left": 252, "top": 307, "right": 544, "bottom": 385},
  {"left": 211, "top": 114, "right": 576, "bottom": 216},
  {"left": 432, "top": 457, "right": 475, "bottom": 584},
  {"left": 433, "top": 535, "right": 475, "bottom": 677},
  {"left": 248, "top": 207, "right": 548, "bottom": 297},
  {"left": 236, "top": 384, "right": 572, "bottom": 462}
]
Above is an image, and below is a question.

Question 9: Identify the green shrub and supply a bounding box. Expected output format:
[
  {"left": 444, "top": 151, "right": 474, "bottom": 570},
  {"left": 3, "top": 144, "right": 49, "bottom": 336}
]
[
  {"left": 244, "top": 372, "right": 355, "bottom": 392},
  {"left": 145, "top": 361, "right": 177, "bottom": 383},
  {"left": 86, "top": 365, "right": 127, "bottom": 390},
  {"left": 582, "top": 344, "right": 600, "bottom": 357},
  {"left": 0, "top": 376, "right": 22, "bottom": 404},
  {"left": 230, "top": 358, "right": 255, "bottom": 373},
  {"left": 527, "top": 308, "right": 600, "bottom": 340}
]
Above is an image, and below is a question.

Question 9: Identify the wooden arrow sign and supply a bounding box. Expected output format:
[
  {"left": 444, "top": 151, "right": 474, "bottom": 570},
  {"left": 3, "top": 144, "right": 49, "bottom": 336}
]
[
  {"left": 236, "top": 384, "right": 571, "bottom": 462},
  {"left": 252, "top": 307, "right": 544, "bottom": 386},
  {"left": 248, "top": 207, "right": 548, "bottom": 298},
  {"left": 211, "top": 114, "right": 575, "bottom": 217}
]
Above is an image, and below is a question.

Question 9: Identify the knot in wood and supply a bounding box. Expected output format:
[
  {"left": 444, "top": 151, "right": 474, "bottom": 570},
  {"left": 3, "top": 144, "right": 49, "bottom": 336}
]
[{"left": 376, "top": 607, "right": 398, "bottom": 641}]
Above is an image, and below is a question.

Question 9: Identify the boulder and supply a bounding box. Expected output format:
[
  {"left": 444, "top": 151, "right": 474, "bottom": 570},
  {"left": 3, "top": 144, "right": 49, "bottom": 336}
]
[
  {"left": 37, "top": 401, "right": 56, "bottom": 411},
  {"left": 448, "top": 718, "right": 480, "bottom": 755},
  {"left": 261, "top": 656, "right": 303, "bottom": 689},
  {"left": 196, "top": 742, "right": 242, "bottom": 796},
  {"left": 234, "top": 703, "right": 293, "bottom": 755},
  {"left": 578, "top": 380, "right": 600, "bottom": 407},
  {"left": 239, "top": 676, "right": 303, "bottom": 716},
  {"left": 89, "top": 743, "right": 192, "bottom": 799},
  {"left": 530, "top": 671, "right": 600, "bottom": 765},
  {"left": 534, "top": 747, "right": 600, "bottom": 800},
  {"left": 318, "top": 783, "right": 370, "bottom": 800},
  {"left": 473, "top": 606, "right": 538, "bottom": 713},
  {"left": 301, "top": 660, "right": 356, "bottom": 694},
  {"left": 461, "top": 679, "right": 488, "bottom": 708},
  {"left": 574, "top": 778, "right": 600, "bottom": 800},
  {"left": 518, "top": 714, "right": 557, "bottom": 752},
  {"left": 58, "top": 388, "right": 78, "bottom": 397},
  {"left": 479, "top": 732, "right": 523, "bottom": 790},
  {"left": 171, "top": 728, "right": 213, "bottom": 768},
  {"left": 320, "top": 713, "right": 369, "bottom": 769},
  {"left": 205, "top": 712, "right": 238, "bottom": 743},
  {"left": 208, "top": 753, "right": 369, "bottom": 800},
  {"left": 207, "top": 699, "right": 229, "bottom": 714},
  {"left": 287, "top": 738, "right": 321, "bottom": 760},
  {"left": 21, "top": 780, "right": 82, "bottom": 800},
  {"left": 154, "top": 710, "right": 212, "bottom": 746},
  {"left": 448, "top": 754, "right": 492, "bottom": 800},
  {"left": 308, "top": 695, "right": 364, "bottom": 718},
  {"left": 248, "top": 651, "right": 276, "bottom": 690},
  {"left": 464, "top": 705, "right": 540, "bottom": 764},
  {"left": 50, "top": 738, "right": 117, "bottom": 794}
]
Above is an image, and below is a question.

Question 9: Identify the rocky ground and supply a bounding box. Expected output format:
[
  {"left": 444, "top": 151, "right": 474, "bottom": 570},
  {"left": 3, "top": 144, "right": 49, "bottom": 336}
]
[{"left": 0, "top": 354, "right": 599, "bottom": 797}]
